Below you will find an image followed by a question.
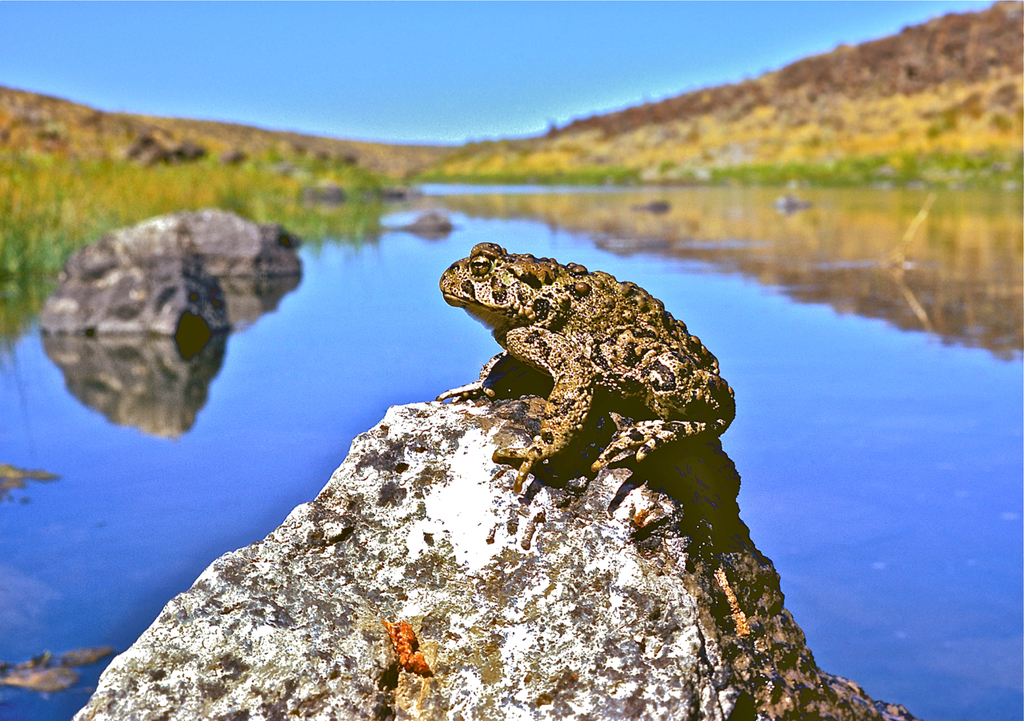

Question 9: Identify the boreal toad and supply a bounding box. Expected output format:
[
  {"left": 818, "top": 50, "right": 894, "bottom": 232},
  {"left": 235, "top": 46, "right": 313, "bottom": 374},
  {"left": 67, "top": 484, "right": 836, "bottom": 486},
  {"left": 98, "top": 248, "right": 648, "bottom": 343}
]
[{"left": 437, "top": 243, "right": 735, "bottom": 488}]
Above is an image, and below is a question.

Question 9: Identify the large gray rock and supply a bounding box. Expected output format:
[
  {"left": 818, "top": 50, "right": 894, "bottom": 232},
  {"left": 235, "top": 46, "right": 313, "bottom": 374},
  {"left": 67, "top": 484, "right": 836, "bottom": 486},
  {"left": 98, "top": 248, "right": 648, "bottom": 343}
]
[
  {"left": 74, "top": 394, "right": 919, "bottom": 721},
  {"left": 87, "top": 209, "right": 301, "bottom": 280},
  {"left": 38, "top": 247, "right": 228, "bottom": 337},
  {"left": 39, "top": 210, "right": 301, "bottom": 336},
  {"left": 171, "top": 209, "right": 302, "bottom": 278}
]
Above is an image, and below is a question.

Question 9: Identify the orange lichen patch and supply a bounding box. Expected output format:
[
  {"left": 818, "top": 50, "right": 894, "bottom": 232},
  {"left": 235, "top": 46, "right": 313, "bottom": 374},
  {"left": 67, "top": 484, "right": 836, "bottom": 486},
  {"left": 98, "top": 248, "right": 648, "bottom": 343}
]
[
  {"left": 633, "top": 506, "right": 653, "bottom": 527},
  {"left": 382, "top": 620, "right": 432, "bottom": 676},
  {"left": 714, "top": 567, "right": 751, "bottom": 637}
]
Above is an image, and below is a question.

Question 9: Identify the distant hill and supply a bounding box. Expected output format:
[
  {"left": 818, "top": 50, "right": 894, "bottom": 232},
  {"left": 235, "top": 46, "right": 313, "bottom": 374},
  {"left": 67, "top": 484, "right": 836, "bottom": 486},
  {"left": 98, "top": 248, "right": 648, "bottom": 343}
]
[
  {"left": 0, "top": 85, "right": 452, "bottom": 177},
  {"left": 426, "top": 2, "right": 1024, "bottom": 185}
]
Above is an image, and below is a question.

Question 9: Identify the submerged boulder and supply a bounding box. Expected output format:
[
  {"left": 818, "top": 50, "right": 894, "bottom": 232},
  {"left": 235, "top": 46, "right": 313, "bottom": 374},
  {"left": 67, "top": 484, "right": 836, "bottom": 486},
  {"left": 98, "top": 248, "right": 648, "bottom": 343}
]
[
  {"left": 39, "top": 210, "right": 301, "bottom": 337},
  {"left": 74, "top": 392, "right": 919, "bottom": 721}
]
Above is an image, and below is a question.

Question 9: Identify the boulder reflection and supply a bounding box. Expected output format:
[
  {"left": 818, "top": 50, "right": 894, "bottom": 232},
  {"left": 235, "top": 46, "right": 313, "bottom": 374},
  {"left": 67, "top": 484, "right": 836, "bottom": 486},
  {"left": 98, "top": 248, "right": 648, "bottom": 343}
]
[
  {"left": 219, "top": 274, "right": 301, "bottom": 331},
  {"left": 43, "top": 275, "right": 301, "bottom": 438},
  {"left": 43, "top": 333, "right": 226, "bottom": 439}
]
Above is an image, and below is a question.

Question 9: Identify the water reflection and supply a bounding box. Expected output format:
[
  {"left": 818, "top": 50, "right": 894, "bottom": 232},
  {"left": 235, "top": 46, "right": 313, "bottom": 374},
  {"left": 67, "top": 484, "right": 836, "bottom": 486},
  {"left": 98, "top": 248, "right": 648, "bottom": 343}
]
[
  {"left": 431, "top": 187, "right": 1023, "bottom": 359},
  {"left": 42, "top": 333, "right": 227, "bottom": 439},
  {"left": 219, "top": 274, "right": 302, "bottom": 331},
  {"left": 40, "top": 274, "right": 301, "bottom": 438}
]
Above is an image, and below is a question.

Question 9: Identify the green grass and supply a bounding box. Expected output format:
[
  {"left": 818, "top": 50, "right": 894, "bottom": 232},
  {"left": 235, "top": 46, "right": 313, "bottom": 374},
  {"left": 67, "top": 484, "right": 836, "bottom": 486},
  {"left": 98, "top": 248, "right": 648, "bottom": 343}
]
[
  {"left": 0, "top": 153, "right": 390, "bottom": 278},
  {"left": 417, "top": 165, "right": 642, "bottom": 186},
  {"left": 419, "top": 150, "right": 1022, "bottom": 190},
  {"left": 706, "top": 151, "right": 1024, "bottom": 189}
]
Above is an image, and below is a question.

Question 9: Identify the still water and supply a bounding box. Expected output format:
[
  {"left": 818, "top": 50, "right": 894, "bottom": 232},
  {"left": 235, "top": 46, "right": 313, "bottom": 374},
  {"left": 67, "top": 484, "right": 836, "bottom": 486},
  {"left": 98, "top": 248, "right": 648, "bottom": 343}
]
[{"left": 0, "top": 187, "right": 1021, "bottom": 721}]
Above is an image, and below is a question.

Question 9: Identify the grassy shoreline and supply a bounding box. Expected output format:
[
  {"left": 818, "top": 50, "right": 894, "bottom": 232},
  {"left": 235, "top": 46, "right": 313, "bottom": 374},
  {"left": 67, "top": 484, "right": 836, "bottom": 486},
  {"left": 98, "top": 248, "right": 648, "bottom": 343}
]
[
  {"left": 417, "top": 150, "right": 1023, "bottom": 190},
  {"left": 0, "top": 153, "right": 391, "bottom": 280},
  {"left": 3, "top": 148, "right": 1019, "bottom": 346},
  {"left": 0, "top": 152, "right": 393, "bottom": 346}
]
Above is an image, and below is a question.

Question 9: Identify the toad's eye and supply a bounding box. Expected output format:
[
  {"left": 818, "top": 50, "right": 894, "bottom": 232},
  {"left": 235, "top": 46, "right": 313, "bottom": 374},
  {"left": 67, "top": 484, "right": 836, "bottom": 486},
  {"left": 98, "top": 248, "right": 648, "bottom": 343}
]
[{"left": 469, "top": 256, "right": 493, "bottom": 276}]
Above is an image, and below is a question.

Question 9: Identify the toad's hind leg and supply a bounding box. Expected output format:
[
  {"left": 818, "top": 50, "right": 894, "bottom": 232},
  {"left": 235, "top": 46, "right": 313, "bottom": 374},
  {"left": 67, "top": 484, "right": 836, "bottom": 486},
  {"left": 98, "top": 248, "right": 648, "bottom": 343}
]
[
  {"left": 591, "top": 417, "right": 729, "bottom": 471},
  {"left": 593, "top": 363, "right": 735, "bottom": 470},
  {"left": 493, "top": 327, "right": 594, "bottom": 491}
]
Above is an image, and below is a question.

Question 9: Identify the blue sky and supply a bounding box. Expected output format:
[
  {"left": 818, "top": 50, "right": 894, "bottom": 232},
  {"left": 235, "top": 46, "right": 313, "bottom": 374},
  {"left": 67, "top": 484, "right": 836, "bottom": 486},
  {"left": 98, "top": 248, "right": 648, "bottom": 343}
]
[{"left": 0, "top": 1, "right": 995, "bottom": 145}]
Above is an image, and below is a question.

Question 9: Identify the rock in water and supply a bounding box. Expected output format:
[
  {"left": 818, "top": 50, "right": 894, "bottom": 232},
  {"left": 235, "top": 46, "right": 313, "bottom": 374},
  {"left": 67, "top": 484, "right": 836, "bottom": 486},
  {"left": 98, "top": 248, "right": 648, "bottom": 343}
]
[
  {"left": 391, "top": 211, "right": 455, "bottom": 239},
  {"left": 73, "top": 398, "right": 920, "bottom": 721},
  {"left": 39, "top": 209, "right": 301, "bottom": 337},
  {"left": 39, "top": 247, "right": 228, "bottom": 337}
]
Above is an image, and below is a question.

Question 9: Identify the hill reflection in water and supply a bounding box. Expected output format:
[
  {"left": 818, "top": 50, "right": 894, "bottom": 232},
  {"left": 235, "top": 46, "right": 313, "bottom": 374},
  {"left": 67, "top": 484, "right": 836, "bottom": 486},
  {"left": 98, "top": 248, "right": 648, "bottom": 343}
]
[{"left": 430, "top": 186, "right": 1023, "bottom": 360}]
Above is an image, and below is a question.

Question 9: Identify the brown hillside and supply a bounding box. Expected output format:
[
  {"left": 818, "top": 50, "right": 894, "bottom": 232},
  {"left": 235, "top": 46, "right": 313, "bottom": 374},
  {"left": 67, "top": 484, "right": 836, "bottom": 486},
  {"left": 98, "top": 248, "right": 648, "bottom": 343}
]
[
  {"left": 429, "top": 2, "right": 1023, "bottom": 184},
  {"left": 553, "top": 2, "right": 1023, "bottom": 139},
  {"left": 0, "top": 85, "right": 452, "bottom": 177}
]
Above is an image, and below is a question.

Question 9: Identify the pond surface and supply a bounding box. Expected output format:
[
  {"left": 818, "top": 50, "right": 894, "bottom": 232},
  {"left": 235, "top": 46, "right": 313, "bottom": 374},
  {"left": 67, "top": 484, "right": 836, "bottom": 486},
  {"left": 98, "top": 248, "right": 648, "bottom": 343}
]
[{"left": 0, "top": 187, "right": 1021, "bottom": 721}]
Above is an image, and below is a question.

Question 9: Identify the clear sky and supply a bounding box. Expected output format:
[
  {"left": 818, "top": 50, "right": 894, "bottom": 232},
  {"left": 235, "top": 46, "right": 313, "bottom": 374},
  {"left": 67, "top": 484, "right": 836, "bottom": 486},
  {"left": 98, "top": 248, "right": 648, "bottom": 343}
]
[{"left": 0, "top": 1, "right": 995, "bottom": 146}]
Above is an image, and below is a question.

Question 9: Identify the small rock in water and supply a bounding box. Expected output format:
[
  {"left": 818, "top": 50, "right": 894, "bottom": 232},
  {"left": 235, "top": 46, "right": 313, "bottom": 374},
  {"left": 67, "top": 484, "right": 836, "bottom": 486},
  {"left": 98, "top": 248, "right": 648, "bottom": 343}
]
[
  {"left": 774, "top": 194, "right": 813, "bottom": 215},
  {"left": 59, "top": 647, "right": 116, "bottom": 668},
  {"left": 390, "top": 211, "right": 455, "bottom": 239},
  {"left": 0, "top": 463, "right": 59, "bottom": 502},
  {"left": 0, "top": 666, "right": 79, "bottom": 693},
  {"left": 631, "top": 200, "right": 671, "bottom": 214},
  {"left": 0, "top": 464, "right": 58, "bottom": 481},
  {"left": 0, "top": 646, "right": 113, "bottom": 694}
]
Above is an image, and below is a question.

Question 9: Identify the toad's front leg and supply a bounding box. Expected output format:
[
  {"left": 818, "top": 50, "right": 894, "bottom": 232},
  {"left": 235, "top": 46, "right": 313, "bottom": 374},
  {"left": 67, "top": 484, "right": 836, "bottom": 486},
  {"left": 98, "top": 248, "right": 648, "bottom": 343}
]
[
  {"left": 492, "top": 327, "right": 594, "bottom": 491},
  {"left": 435, "top": 352, "right": 506, "bottom": 402}
]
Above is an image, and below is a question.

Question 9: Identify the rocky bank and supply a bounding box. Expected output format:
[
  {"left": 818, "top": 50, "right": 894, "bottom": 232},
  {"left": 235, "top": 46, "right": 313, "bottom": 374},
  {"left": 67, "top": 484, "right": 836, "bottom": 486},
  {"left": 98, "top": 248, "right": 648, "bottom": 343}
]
[{"left": 73, "top": 387, "right": 919, "bottom": 721}]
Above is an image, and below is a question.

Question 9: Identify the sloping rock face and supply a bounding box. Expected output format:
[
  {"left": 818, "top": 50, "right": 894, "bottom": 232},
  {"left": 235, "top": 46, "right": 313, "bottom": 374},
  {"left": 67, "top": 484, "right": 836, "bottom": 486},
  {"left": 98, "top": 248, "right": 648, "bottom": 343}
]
[
  {"left": 74, "top": 394, "right": 920, "bottom": 721},
  {"left": 39, "top": 209, "right": 300, "bottom": 336}
]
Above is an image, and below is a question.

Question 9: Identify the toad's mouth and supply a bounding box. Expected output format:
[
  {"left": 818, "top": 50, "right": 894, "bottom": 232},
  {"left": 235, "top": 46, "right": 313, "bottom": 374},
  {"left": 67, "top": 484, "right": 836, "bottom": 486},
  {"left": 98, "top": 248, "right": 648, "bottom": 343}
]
[
  {"left": 447, "top": 297, "right": 513, "bottom": 331},
  {"left": 442, "top": 292, "right": 467, "bottom": 308}
]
